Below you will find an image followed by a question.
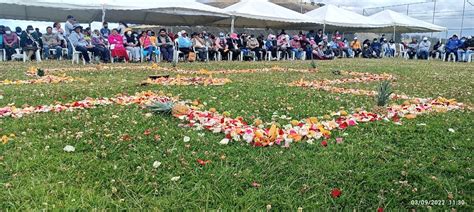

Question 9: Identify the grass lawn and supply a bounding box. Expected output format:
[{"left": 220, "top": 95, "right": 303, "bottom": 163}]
[{"left": 0, "top": 58, "right": 472, "bottom": 210}]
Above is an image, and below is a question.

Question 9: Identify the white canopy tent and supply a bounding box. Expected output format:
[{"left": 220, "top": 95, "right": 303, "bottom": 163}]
[
  {"left": 368, "top": 10, "right": 446, "bottom": 38},
  {"left": 0, "top": 0, "right": 229, "bottom": 26},
  {"left": 305, "top": 4, "right": 389, "bottom": 33},
  {"left": 212, "top": 0, "right": 318, "bottom": 33}
]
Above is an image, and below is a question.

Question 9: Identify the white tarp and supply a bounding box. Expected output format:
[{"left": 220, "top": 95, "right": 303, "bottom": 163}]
[
  {"left": 305, "top": 4, "right": 389, "bottom": 32},
  {"left": 212, "top": 0, "right": 318, "bottom": 31},
  {"left": 368, "top": 9, "right": 446, "bottom": 33},
  {"left": 0, "top": 0, "right": 229, "bottom": 26}
]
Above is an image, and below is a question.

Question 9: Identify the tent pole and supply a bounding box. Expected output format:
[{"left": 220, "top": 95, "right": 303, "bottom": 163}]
[
  {"left": 230, "top": 16, "right": 235, "bottom": 34},
  {"left": 323, "top": 23, "right": 326, "bottom": 35},
  {"left": 393, "top": 26, "right": 396, "bottom": 41},
  {"left": 101, "top": 4, "right": 106, "bottom": 23}
]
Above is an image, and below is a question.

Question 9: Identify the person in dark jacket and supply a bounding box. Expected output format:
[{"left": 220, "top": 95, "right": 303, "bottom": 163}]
[
  {"left": 20, "top": 25, "right": 42, "bottom": 61},
  {"left": 370, "top": 38, "right": 382, "bottom": 58},
  {"left": 430, "top": 40, "right": 443, "bottom": 59},
  {"left": 226, "top": 33, "right": 241, "bottom": 60}
]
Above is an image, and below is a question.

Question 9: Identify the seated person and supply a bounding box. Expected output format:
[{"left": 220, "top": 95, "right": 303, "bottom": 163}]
[
  {"left": 277, "top": 34, "right": 292, "bottom": 59},
  {"left": 445, "top": 34, "right": 461, "bottom": 61},
  {"left": 323, "top": 43, "right": 335, "bottom": 60},
  {"left": 156, "top": 28, "right": 174, "bottom": 62},
  {"left": 226, "top": 33, "right": 241, "bottom": 61},
  {"left": 124, "top": 29, "right": 141, "bottom": 62},
  {"left": 370, "top": 38, "right": 382, "bottom": 58},
  {"left": 417, "top": 37, "right": 431, "bottom": 60},
  {"left": 407, "top": 38, "right": 418, "bottom": 59},
  {"left": 458, "top": 36, "right": 474, "bottom": 62},
  {"left": 2, "top": 27, "right": 19, "bottom": 60},
  {"left": 350, "top": 37, "right": 362, "bottom": 57},
  {"left": 389, "top": 40, "right": 396, "bottom": 57},
  {"left": 177, "top": 30, "right": 192, "bottom": 58},
  {"left": 265, "top": 34, "right": 277, "bottom": 60},
  {"left": 140, "top": 30, "right": 158, "bottom": 62},
  {"left": 430, "top": 40, "right": 443, "bottom": 59},
  {"left": 191, "top": 32, "right": 208, "bottom": 62},
  {"left": 214, "top": 33, "right": 228, "bottom": 60},
  {"left": 20, "top": 25, "right": 42, "bottom": 61},
  {"left": 42, "top": 26, "right": 63, "bottom": 59},
  {"left": 108, "top": 28, "right": 129, "bottom": 62},
  {"left": 381, "top": 39, "right": 391, "bottom": 57},
  {"left": 362, "top": 43, "right": 373, "bottom": 58},
  {"left": 290, "top": 35, "right": 304, "bottom": 59},
  {"left": 69, "top": 24, "right": 109, "bottom": 63},
  {"left": 247, "top": 34, "right": 263, "bottom": 60},
  {"left": 90, "top": 29, "right": 110, "bottom": 62}
]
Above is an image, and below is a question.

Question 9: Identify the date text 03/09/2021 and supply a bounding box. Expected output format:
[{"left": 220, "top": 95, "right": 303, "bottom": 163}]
[{"left": 410, "top": 200, "right": 466, "bottom": 206}]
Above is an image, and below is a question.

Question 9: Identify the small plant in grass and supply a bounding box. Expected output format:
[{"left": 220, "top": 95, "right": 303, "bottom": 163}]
[
  {"left": 373, "top": 81, "right": 393, "bottom": 115},
  {"left": 37, "top": 69, "right": 45, "bottom": 77},
  {"left": 310, "top": 59, "right": 317, "bottom": 71},
  {"left": 171, "top": 60, "right": 177, "bottom": 69},
  {"left": 332, "top": 69, "right": 341, "bottom": 75}
]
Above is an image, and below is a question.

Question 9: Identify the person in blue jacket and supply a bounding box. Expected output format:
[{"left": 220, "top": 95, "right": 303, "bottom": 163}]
[
  {"left": 370, "top": 38, "right": 382, "bottom": 58},
  {"left": 445, "top": 34, "right": 461, "bottom": 61}
]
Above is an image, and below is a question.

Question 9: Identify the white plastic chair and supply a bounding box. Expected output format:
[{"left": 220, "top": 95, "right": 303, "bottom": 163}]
[
  {"left": 0, "top": 49, "right": 5, "bottom": 61},
  {"left": 445, "top": 52, "right": 456, "bottom": 62}
]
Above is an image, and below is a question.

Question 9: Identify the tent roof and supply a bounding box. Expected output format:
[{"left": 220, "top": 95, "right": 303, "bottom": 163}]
[
  {"left": 212, "top": 0, "right": 317, "bottom": 29},
  {"left": 368, "top": 9, "right": 446, "bottom": 33},
  {"left": 305, "top": 4, "right": 387, "bottom": 29},
  {"left": 0, "top": 0, "right": 229, "bottom": 25}
]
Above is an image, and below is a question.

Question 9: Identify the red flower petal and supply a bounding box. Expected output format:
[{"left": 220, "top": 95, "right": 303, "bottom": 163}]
[
  {"left": 321, "top": 140, "right": 328, "bottom": 147},
  {"left": 331, "top": 188, "right": 341, "bottom": 198}
]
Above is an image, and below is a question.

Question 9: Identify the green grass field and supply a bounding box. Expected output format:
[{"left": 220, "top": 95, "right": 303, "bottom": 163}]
[{"left": 0, "top": 58, "right": 472, "bottom": 210}]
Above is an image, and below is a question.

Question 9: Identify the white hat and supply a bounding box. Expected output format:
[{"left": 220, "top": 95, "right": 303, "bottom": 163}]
[
  {"left": 354, "top": 37, "right": 358, "bottom": 40},
  {"left": 423, "top": 37, "right": 428, "bottom": 40}
]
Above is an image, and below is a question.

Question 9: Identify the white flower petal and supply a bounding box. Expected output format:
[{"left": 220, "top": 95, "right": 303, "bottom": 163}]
[
  {"left": 183, "top": 136, "right": 191, "bottom": 142},
  {"left": 152, "top": 161, "right": 161, "bottom": 168},
  {"left": 219, "top": 138, "right": 230, "bottom": 145},
  {"left": 63, "top": 145, "right": 75, "bottom": 152}
]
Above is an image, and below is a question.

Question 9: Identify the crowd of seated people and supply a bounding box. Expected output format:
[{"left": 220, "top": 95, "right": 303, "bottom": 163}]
[{"left": 1, "top": 16, "right": 473, "bottom": 63}]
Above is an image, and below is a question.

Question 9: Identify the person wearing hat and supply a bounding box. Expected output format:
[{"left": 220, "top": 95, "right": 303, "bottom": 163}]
[
  {"left": 226, "top": 33, "right": 241, "bottom": 61},
  {"left": 69, "top": 24, "right": 109, "bottom": 64},
  {"left": 191, "top": 32, "right": 208, "bottom": 62},
  {"left": 350, "top": 37, "right": 361, "bottom": 57},
  {"left": 2, "top": 27, "right": 19, "bottom": 60},
  {"left": 311, "top": 42, "right": 324, "bottom": 60},
  {"left": 417, "top": 37, "right": 431, "bottom": 60},
  {"left": 264, "top": 34, "right": 277, "bottom": 60},
  {"left": 20, "top": 25, "right": 42, "bottom": 61},
  {"left": 445, "top": 34, "right": 461, "bottom": 61},
  {"left": 156, "top": 28, "right": 174, "bottom": 62},
  {"left": 124, "top": 28, "right": 140, "bottom": 62}
]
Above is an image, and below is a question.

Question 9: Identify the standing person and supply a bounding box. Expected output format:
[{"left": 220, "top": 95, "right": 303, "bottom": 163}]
[
  {"left": 124, "top": 28, "right": 141, "bottom": 62},
  {"left": 64, "top": 15, "right": 75, "bottom": 59},
  {"left": 20, "top": 25, "right": 42, "bottom": 61},
  {"left": 315, "top": 29, "right": 323, "bottom": 45},
  {"left": 417, "top": 37, "right": 431, "bottom": 60},
  {"left": 140, "top": 30, "right": 157, "bottom": 62},
  {"left": 69, "top": 24, "right": 98, "bottom": 64},
  {"left": 100, "top": 22, "right": 111, "bottom": 40},
  {"left": 445, "top": 34, "right": 461, "bottom": 61},
  {"left": 381, "top": 39, "right": 391, "bottom": 57},
  {"left": 2, "top": 27, "right": 19, "bottom": 60},
  {"left": 108, "top": 28, "right": 129, "bottom": 62},
  {"left": 177, "top": 30, "right": 192, "bottom": 59},
  {"left": 117, "top": 22, "right": 128, "bottom": 35},
  {"left": 306, "top": 30, "right": 316, "bottom": 41},
  {"left": 156, "top": 28, "right": 174, "bottom": 62},
  {"left": 350, "top": 37, "right": 362, "bottom": 58},
  {"left": 407, "top": 38, "right": 418, "bottom": 59},
  {"left": 42, "top": 26, "right": 63, "bottom": 59}
]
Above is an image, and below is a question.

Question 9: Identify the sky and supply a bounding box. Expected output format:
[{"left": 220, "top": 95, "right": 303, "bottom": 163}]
[{"left": 0, "top": 0, "right": 472, "bottom": 38}]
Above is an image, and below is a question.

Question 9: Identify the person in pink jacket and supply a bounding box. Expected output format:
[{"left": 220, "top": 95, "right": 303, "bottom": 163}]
[
  {"left": 290, "top": 35, "right": 304, "bottom": 59},
  {"left": 108, "top": 28, "right": 129, "bottom": 62}
]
